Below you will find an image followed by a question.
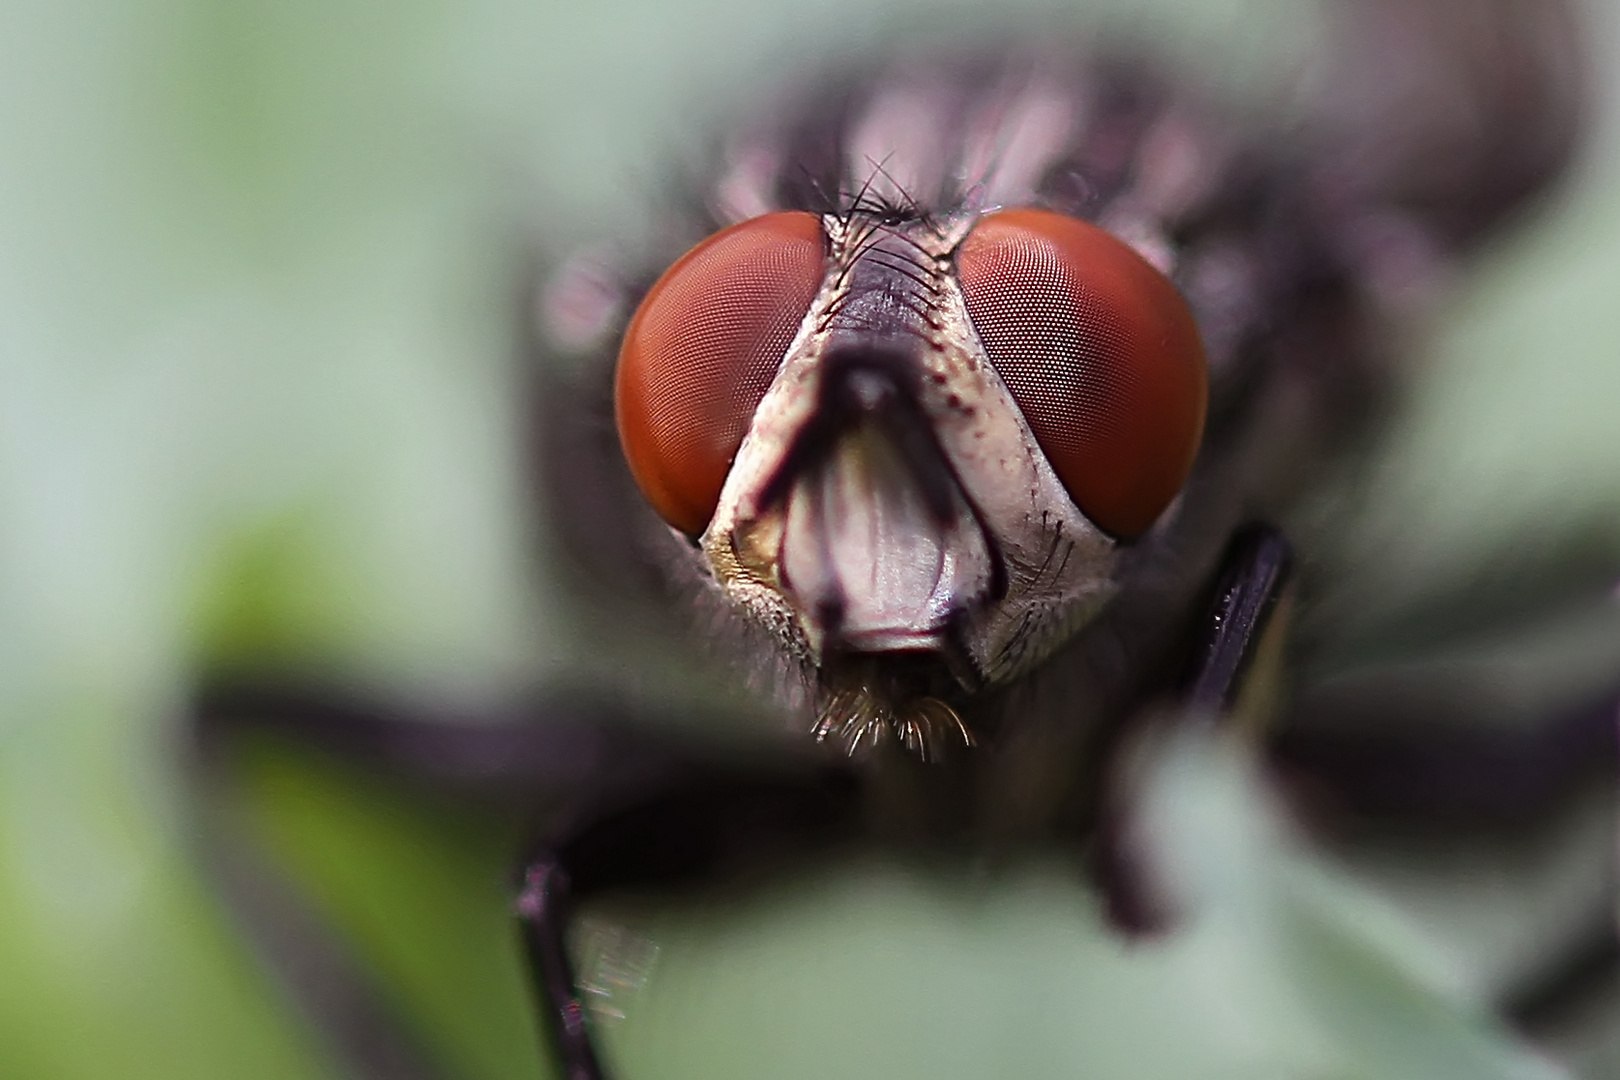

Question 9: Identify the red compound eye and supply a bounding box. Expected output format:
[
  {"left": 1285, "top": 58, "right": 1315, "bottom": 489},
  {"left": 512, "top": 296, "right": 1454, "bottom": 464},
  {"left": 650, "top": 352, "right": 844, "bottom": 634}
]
[
  {"left": 956, "top": 208, "right": 1208, "bottom": 538},
  {"left": 615, "top": 211, "right": 826, "bottom": 536}
]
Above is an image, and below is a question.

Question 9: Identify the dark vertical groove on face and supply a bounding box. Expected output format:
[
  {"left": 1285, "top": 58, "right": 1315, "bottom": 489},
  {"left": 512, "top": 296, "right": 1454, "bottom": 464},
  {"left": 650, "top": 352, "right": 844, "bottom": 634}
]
[
  {"left": 771, "top": 74, "right": 871, "bottom": 214},
  {"left": 1043, "top": 56, "right": 1170, "bottom": 215}
]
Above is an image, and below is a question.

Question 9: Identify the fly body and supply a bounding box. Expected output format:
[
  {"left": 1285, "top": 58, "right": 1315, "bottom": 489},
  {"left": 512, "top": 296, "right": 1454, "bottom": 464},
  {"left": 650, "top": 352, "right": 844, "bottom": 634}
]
[
  {"left": 189, "top": 5, "right": 1611, "bottom": 1080},
  {"left": 541, "top": 1, "right": 1584, "bottom": 831}
]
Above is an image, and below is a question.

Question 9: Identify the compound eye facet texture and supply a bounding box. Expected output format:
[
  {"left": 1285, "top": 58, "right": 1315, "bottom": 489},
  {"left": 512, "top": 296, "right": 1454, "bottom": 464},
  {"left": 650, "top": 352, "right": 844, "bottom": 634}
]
[
  {"left": 956, "top": 208, "right": 1208, "bottom": 539},
  {"left": 615, "top": 211, "right": 826, "bottom": 536}
]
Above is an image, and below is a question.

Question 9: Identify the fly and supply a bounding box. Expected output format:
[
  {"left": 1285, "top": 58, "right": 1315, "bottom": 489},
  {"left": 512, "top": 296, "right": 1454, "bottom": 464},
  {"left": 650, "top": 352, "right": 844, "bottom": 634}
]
[
  {"left": 190, "top": 3, "right": 1614, "bottom": 1080},
  {"left": 521, "top": 6, "right": 1595, "bottom": 1074}
]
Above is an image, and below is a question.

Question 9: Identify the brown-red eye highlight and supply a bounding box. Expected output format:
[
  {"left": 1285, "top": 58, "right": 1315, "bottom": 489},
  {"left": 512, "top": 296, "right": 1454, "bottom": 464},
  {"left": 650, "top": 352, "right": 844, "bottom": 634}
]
[
  {"left": 956, "top": 208, "right": 1208, "bottom": 539},
  {"left": 615, "top": 211, "right": 826, "bottom": 536}
]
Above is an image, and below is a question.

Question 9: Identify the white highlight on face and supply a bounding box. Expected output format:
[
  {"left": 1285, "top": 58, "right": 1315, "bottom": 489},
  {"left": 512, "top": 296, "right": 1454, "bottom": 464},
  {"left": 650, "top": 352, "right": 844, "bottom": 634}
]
[
  {"left": 846, "top": 81, "right": 953, "bottom": 205},
  {"left": 959, "top": 76, "right": 1085, "bottom": 207}
]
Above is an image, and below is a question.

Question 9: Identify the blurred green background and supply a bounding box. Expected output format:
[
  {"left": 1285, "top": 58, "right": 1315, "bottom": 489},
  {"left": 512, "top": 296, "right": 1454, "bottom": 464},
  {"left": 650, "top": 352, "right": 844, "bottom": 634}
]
[{"left": 0, "top": 1, "right": 1617, "bottom": 1078}]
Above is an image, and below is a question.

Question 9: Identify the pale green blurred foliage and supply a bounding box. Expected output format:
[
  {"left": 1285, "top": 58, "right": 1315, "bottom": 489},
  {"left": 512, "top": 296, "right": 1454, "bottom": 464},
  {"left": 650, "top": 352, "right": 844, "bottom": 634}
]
[{"left": 0, "top": 2, "right": 1615, "bottom": 1079}]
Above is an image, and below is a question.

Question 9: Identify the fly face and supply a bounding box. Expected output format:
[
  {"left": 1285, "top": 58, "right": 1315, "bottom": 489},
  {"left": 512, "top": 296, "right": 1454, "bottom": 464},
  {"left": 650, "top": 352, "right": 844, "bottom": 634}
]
[
  {"left": 540, "top": 3, "right": 1581, "bottom": 804},
  {"left": 614, "top": 198, "right": 1207, "bottom": 753},
  {"left": 588, "top": 48, "right": 1247, "bottom": 763}
]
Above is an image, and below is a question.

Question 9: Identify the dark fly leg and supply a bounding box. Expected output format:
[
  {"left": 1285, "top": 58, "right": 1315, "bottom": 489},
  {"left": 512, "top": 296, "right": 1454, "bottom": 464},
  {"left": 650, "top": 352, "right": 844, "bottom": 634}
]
[
  {"left": 1272, "top": 686, "right": 1619, "bottom": 827},
  {"left": 192, "top": 681, "right": 669, "bottom": 806},
  {"left": 189, "top": 682, "right": 845, "bottom": 1080},
  {"left": 1182, "top": 526, "right": 1295, "bottom": 717},
  {"left": 1271, "top": 666, "right": 1620, "bottom": 1041},
  {"left": 516, "top": 764, "right": 860, "bottom": 1080},
  {"left": 1091, "top": 525, "right": 1294, "bottom": 933},
  {"left": 516, "top": 857, "right": 600, "bottom": 1080},
  {"left": 186, "top": 684, "right": 545, "bottom": 1080}
]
